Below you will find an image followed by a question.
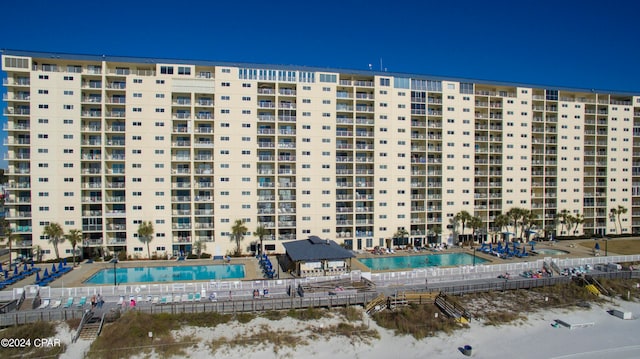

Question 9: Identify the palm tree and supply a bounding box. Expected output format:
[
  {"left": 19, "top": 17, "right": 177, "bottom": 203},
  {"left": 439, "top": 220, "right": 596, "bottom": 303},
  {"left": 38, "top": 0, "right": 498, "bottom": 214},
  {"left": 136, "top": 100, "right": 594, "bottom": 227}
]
[
  {"left": 494, "top": 213, "right": 510, "bottom": 242},
  {"left": 609, "top": 208, "right": 618, "bottom": 233},
  {"left": 506, "top": 208, "right": 525, "bottom": 240},
  {"left": 558, "top": 209, "right": 571, "bottom": 235},
  {"left": 64, "top": 229, "right": 82, "bottom": 267},
  {"left": 253, "top": 225, "right": 269, "bottom": 256},
  {"left": 43, "top": 222, "right": 64, "bottom": 260},
  {"left": 427, "top": 225, "right": 442, "bottom": 245},
  {"left": 137, "top": 221, "right": 154, "bottom": 259},
  {"left": 520, "top": 210, "right": 538, "bottom": 241},
  {"left": 2, "top": 227, "right": 21, "bottom": 269},
  {"left": 32, "top": 245, "right": 43, "bottom": 263},
  {"left": 615, "top": 205, "right": 628, "bottom": 234},
  {"left": 231, "top": 219, "right": 248, "bottom": 256},
  {"left": 469, "top": 216, "right": 483, "bottom": 244},
  {"left": 572, "top": 213, "right": 584, "bottom": 235},
  {"left": 394, "top": 228, "right": 409, "bottom": 247},
  {"left": 193, "top": 239, "right": 207, "bottom": 258},
  {"left": 454, "top": 210, "right": 473, "bottom": 237},
  {"left": 564, "top": 213, "right": 575, "bottom": 237}
]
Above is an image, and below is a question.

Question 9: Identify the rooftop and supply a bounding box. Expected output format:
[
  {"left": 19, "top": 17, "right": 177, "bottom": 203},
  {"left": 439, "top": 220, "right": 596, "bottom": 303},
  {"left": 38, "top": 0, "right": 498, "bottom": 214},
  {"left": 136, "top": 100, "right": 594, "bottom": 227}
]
[{"left": 3, "top": 49, "right": 638, "bottom": 96}]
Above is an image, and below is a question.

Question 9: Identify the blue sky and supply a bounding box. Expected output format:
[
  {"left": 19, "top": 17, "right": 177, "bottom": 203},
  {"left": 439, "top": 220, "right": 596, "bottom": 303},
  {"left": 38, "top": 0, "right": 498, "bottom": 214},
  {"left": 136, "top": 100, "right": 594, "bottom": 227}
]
[{"left": 1, "top": 0, "right": 639, "bottom": 168}]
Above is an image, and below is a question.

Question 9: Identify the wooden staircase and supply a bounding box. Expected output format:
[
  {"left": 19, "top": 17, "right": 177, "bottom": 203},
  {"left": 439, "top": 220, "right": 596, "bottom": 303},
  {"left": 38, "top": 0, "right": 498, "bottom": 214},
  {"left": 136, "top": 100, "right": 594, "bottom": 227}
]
[
  {"left": 435, "top": 293, "right": 471, "bottom": 323},
  {"left": 365, "top": 293, "right": 387, "bottom": 314},
  {"left": 78, "top": 315, "right": 103, "bottom": 340},
  {"left": 18, "top": 297, "right": 35, "bottom": 311}
]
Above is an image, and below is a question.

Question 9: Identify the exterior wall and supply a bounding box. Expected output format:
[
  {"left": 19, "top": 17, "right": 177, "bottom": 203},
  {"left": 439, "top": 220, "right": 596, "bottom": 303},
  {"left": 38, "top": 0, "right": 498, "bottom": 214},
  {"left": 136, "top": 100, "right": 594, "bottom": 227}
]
[{"left": 1, "top": 51, "right": 638, "bottom": 261}]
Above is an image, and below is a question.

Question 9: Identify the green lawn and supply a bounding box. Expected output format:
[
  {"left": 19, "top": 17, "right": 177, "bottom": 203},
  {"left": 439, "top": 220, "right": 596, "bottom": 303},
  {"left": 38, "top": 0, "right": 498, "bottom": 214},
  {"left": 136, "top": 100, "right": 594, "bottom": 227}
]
[{"left": 578, "top": 238, "right": 640, "bottom": 255}]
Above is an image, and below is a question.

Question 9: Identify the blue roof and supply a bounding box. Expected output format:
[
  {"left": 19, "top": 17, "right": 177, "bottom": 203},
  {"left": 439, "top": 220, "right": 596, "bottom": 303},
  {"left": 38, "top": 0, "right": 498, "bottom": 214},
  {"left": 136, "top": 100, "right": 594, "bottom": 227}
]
[{"left": 283, "top": 236, "right": 355, "bottom": 262}]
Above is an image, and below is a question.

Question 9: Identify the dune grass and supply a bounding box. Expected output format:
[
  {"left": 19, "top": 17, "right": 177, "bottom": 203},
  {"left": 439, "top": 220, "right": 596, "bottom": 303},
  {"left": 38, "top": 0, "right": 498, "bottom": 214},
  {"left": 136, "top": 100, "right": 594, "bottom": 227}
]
[
  {"left": 86, "top": 305, "right": 376, "bottom": 358},
  {"left": 0, "top": 321, "right": 67, "bottom": 359},
  {"left": 372, "top": 281, "right": 615, "bottom": 337}
]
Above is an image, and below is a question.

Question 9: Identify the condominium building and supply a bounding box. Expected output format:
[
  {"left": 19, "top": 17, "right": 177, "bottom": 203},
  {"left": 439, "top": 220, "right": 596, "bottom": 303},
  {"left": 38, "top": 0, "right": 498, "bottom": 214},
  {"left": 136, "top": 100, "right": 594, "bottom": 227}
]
[{"left": 2, "top": 50, "right": 639, "bottom": 261}]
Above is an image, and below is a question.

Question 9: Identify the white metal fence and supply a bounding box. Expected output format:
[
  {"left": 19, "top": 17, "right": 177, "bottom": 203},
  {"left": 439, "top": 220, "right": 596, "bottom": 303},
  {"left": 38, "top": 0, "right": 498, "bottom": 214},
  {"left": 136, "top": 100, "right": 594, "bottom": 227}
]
[{"left": 0, "top": 254, "right": 638, "bottom": 303}]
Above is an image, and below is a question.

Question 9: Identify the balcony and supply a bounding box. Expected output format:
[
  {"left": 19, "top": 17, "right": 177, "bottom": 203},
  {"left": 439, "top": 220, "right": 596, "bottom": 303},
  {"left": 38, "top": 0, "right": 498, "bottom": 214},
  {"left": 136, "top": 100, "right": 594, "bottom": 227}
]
[{"left": 83, "top": 238, "right": 104, "bottom": 246}]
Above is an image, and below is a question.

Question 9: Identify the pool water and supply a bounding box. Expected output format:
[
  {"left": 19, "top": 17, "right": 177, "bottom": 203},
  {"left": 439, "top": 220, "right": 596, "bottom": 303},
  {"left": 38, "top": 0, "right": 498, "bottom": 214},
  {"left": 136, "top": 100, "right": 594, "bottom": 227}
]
[
  {"left": 533, "top": 249, "right": 569, "bottom": 255},
  {"left": 358, "top": 253, "right": 487, "bottom": 271},
  {"left": 83, "top": 264, "right": 245, "bottom": 285}
]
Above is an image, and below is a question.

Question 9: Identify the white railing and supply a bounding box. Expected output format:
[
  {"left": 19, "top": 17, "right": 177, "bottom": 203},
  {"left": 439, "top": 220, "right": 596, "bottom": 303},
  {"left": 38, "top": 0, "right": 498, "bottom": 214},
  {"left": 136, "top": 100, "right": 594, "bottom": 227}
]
[{"left": 0, "top": 254, "right": 637, "bottom": 304}]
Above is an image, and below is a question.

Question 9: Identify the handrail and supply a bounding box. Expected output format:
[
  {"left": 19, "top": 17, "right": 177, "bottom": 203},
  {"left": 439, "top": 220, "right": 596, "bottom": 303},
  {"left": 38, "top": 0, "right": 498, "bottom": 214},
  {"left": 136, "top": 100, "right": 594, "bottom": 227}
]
[
  {"left": 72, "top": 310, "right": 93, "bottom": 343},
  {"left": 96, "top": 313, "right": 106, "bottom": 337}
]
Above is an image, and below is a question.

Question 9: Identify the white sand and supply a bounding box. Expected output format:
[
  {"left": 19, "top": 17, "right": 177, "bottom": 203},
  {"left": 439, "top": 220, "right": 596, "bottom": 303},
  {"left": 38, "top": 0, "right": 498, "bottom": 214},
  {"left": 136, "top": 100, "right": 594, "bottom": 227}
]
[{"left": 62, "top": 299, "right": 640, "bottom": 359}]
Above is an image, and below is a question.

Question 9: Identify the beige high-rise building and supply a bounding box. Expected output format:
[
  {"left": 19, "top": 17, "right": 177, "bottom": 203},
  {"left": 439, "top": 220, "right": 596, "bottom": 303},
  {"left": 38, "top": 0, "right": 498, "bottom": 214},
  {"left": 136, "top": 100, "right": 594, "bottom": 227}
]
[{"left": 2, "top": 50, "right": 638, "bottom": 261}]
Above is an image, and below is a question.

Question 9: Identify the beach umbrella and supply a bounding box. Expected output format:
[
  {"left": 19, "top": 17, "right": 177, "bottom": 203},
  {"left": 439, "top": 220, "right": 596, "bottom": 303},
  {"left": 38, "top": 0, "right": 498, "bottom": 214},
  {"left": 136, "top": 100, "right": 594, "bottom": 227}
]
[
  {"left": 3, "top": 269, "right": 8, "bottom": 278},
  {"left": 0, "top": 262, "right": 3, "bottom": 272},
  {"left": 58, "top": 262, "right": 64, "bottom": 271},
  {"left": 23, "top": 263, "right": 28, "bottom": 272},
  {"left": 43, "top": 268, "right": 49, "bottom": 278},
  {"left": 594, "top": 242, "right": 600, "bottom": 251},
  {"left": 14, "top": 266, "right": 19, "bottom": 275},
  {"left": 35, "top": 271, "right": 41, "bottom": 282},
  {"left": 51, "top": 263, "right": 57, "bottom": 273},
  {"left": 63, "top": 258, "right": 67, "bottom": 266}
]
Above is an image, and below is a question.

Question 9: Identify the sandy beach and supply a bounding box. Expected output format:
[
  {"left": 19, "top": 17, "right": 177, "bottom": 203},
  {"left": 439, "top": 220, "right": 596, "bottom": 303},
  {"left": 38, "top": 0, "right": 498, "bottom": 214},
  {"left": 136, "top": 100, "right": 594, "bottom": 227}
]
[{"left": 61, "top": 298, "right": 640, "bottom": 359}]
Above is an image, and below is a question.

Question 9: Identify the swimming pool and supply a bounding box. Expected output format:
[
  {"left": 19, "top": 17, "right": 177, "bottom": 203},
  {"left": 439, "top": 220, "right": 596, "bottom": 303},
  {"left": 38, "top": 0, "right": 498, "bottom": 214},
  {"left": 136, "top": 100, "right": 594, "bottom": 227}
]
[
  {"left": 533, "top": 249, "right": 569, "bottom": 256},
  {"left": 358, "top": 253, "right": 487, "bottom": 271},
  {"left": 83, "top": 264, "right": 245, "bottom": 285}
]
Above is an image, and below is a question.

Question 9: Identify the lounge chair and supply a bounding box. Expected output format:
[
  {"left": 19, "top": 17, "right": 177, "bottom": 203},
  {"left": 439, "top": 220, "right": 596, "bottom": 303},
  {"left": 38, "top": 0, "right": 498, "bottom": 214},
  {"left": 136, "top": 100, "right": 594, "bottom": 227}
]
[
  {"left": 50, "top": 300, "right": 61, "bottom": 309},
  {"left": 208, "top": 292, "right": 218, "bottom": 302},
  {"left": 160, "top": 296, "right": 168, "bottom": 304},
  {"left": 63, "top": 297, "right": 74, "bottom": 308},
  {"left": 194, "top": 293, "right": 201, "bottom": 301},
  {"left": 152, "top": 296, "right": 159, "bottom": 305},
  {"left": 117, "top": 296, "right": 124, "bottom": 305},
  {"left": 182, "top": 293, "right": 189, "bottom": 302},
  {"left": 146, "top": 295, "right": 152, "bottom": 302},
  {"left": 76, "top": 296, "right": 87, "bottom": 307},
  {"left": 174, "top": 295, "right": 182, "bottom": 303},
  {"left": 38, "top": 298, "right": 50, "bottom": 309}
]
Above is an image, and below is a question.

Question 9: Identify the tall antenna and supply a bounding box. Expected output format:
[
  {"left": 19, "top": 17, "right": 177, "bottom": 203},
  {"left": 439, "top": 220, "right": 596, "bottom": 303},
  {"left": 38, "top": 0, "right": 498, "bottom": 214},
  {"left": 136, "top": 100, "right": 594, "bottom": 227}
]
[{"left": 380, "top": 58, "right": 383, "bottom": 72}]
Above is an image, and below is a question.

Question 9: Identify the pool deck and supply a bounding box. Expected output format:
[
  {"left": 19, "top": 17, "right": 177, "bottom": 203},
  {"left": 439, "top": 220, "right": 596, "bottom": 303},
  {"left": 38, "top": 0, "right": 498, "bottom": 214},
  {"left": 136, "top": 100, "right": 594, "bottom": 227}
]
[
  {"left": 1, "top": 255, "right": 288, "bottom": 289},
  {"left": 351, "top": 238, "right": 606, "bottom": 272},
  {"left": 0, "top": 238, "right": 629, "bottom": 290}
]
